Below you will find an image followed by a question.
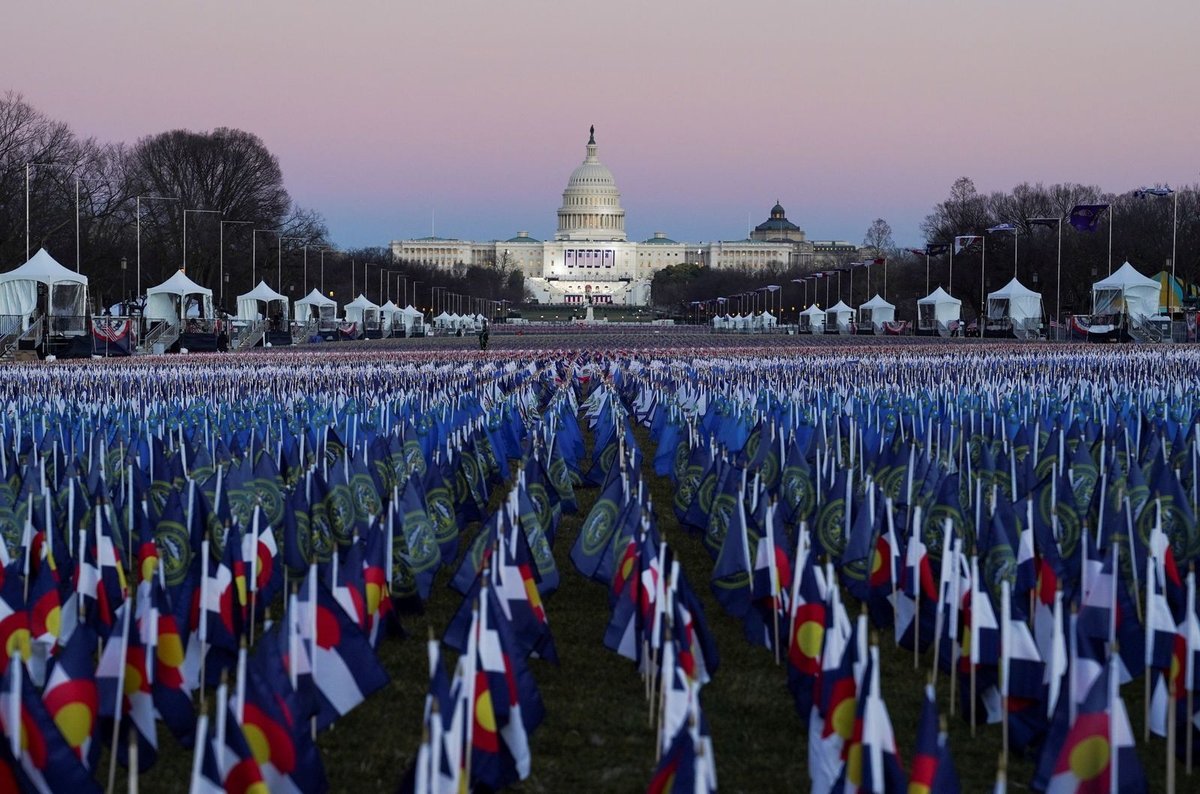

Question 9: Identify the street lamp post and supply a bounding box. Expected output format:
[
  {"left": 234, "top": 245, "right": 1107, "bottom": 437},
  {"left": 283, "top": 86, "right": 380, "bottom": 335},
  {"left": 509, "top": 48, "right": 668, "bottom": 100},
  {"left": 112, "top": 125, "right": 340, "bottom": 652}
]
[
  {"left": 302, "top": 244, "right": 328, "bottom": 296},
  {"left": 182, "top": 209, "right": 222, "bottom": 272},
  {"left": 120, "top": 257, "right": 127, "bottom": 311},
  {"left": 279, "top": 237, "right": 306, "bottom": 292},
  {"left": 25, "top": 162, "right": 82, "bottom": 268},
  {"left": 252, "top": 228, "right": 282, "bottom": 286},
  {"left": 1137, "top": 186, "right": 1180, "bottom": 316},
  {"left": 136, "top": 195, "right": 180, "bottom": 305},
  {"left": 219, "top": 220, "right": 254, "bottom": 309},
  {"left": 1030, "top": 217, "right": 1064, "bottom": 334}
]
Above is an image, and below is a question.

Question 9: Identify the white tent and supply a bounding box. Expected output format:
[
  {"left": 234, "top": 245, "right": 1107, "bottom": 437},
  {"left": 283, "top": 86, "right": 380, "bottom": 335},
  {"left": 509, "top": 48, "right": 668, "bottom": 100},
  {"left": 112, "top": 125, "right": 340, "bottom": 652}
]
[
  {"left": 145, "top": 269, "right": 213, "bottom": 325},
  {"left": 0, "top": 248, "right": 90, "bottom": 334},
  {"left": 799, "top": 304, "right": 825, "bottom": 333},
  {"left": 378, "top": 300, "right": 402, "bottom": 332},
  {"left": 916, "top": 287, "right": 962, "bottom": 333},
  {"left": 826, "top": 300, "right": 855, "bottom": 333},
  {"left": 237, "top": 281, "right": 289, "bottom": 322},
  {"left": 987, "top": 278, "right": 1043, "bottom": 335},
  {"left": 857, "top": 294, "right": 895, "bottom": 331},
  {"left": 711, "top": 314, "right": 727, "bottom": 329},
  {"left": 1091, "top": 261, "right": 1161, "bottom": 322},
  {"left": 293, "top": 288, "right": 338, "bottom": 322},
  {"left": 433, "top": 311, "right": 453, "bottom": 328},
  {"left": 398, "top": 304, "right": 425, "bottom": 334},
  {"left": 757, "top": 310, "right": 778, "bottom": 328},
  {"left": 343, "top": 294, "right": 381, "bottom": 326}
]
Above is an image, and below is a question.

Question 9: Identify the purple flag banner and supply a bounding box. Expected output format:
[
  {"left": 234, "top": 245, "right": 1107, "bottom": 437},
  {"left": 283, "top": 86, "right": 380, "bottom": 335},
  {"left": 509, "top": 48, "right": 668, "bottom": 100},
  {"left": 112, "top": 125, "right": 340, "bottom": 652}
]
[{"left": 1068, "top": 203, "right": 1109, "bottom": 232}]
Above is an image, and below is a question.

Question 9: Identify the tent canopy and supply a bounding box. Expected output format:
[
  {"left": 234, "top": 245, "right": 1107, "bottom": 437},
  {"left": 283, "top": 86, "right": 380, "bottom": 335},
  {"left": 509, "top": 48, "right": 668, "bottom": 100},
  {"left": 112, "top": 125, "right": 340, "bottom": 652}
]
[
  {"left": 343, "top": 294, "right": 380, "bottom": 324},
  {"left": 826, "top": 300, "right": 854, "bottom": 318},
  {"left": 236, "top": 281, "right": 288, "bottom": 321},
  {"left": 858, "top": 294, "right": 895, "bottom": 327},
  {"left": 1091, "top": 261, "right": 1161, "bottom": 320},
  {"left": 0, "top": 248, "right": 90, "bottom": 331},
  {"left": 293, "top": 287, "right": 338, "bottom": 321},
  {"left": 917, "top": 286, "right": 962, "bottom": 329},
  {"left": 987, "top": 278, "right": 1042, "bottom": 323},
  {"left": 1152, "top": 271, "right": 1198, "bottom": 311},
  {"left": 858, "top": 294, "right": 894, "bottom": 311},
  {"left": 917, "top": 286, "right": 961, "bottom": 307},
  {"left": 146, "top": 269, "right": 213, "bottom": 323},
  {"left": 799, "top": 304, "right": 825, "bottom": 329}
]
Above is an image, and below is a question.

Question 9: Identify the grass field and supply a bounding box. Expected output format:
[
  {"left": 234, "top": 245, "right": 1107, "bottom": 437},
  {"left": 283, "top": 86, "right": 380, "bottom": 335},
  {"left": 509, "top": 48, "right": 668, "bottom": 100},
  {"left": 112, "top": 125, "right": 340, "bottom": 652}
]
[{"left": 117, "top": 420, "right": 1174, "bottom": 794}]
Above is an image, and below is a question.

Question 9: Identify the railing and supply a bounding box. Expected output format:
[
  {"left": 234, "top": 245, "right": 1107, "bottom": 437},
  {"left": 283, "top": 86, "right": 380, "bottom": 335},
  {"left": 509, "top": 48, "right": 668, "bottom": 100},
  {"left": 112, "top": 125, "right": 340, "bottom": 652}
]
[
  {"left": 1129, "top": 317, "right": 1163, "bottom": 343},
  {"left": 0, "top": 315, "right": 24, "bottom": 358},
  {"left": 45, "top": 315, "right": 90, "bottom": 337},
  {"left": 139, "top": 319, "right": 179, "bottom": 353},
  {"left": 235, "top": 320, "right": 267, "bottom": 350},
  {"left": 20, "top": 316, "right": 44, "bottom": 350},
  {"left": 292, "top": 319, "right": 316, "bottom": 344}
]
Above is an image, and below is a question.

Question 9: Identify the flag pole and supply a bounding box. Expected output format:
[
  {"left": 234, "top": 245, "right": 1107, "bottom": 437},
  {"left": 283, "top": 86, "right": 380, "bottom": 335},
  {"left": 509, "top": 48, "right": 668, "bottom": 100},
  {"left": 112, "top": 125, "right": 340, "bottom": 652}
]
[
  {"left": 1171, "top": 189, "right": 1180, "bottom": 316},
  {"left": 1145, "top": 551, "right": 1154, "bottom": 742},
  {"left": 1056, "top": 218, "right": 1062, "bottom": 337},
  {"left": 969, "top": 555, "right": 978, "bottom": 735},
  {"left": 107, "top": 589, "right": 132, "bottom": 794},
  {"left": 1186, "top": 564, "right": 1195, "bottom": 774},
  {"left": 980, "top": 237, "right": 986, "bottom": 337},
  {"left": 1000, "top": 580, "right": 1010, "bottom": 767},
  {"left": 128, "top": 730, "right": 139, "bottom": 794},
  {"left": 1108, "top": 201, "right": 1113, "bottom": 275}
]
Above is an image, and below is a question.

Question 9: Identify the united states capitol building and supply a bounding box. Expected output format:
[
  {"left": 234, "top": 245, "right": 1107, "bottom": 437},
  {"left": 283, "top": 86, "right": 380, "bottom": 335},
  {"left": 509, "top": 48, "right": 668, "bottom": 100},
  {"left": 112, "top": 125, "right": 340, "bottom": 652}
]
[{"left": 390, "top": 127, "right": 861, "bottom": 306}]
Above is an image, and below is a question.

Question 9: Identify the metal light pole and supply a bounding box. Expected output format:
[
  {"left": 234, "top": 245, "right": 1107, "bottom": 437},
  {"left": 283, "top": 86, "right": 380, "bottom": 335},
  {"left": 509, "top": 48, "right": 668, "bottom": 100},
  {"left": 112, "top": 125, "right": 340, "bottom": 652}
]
[
  {"left": 1031, "top": 218, "right": 1063, "bottom": 332},
  {"left": 136, "top": 195, "right": 180, "bottom": 305},
  {"left": 252, "top": 228, "right": 282, "bottom": 287},
  {"left": 219, "top": 220, "right": 253, "bottom": 309},
  {"left": 280, "top": 237, "right": 306, "bottom": 292},
  {"left": 182, "top": 208, "right": 222, "bottom": 272},
  {"left": 25, "top": 162, "right": 81, "bottom": 267},
  {"left": 302, "top": 244, "right": 328, "bottom": 295},
  {"left": 1138, "top": 186, "right": 1180, "bottom": 315}
]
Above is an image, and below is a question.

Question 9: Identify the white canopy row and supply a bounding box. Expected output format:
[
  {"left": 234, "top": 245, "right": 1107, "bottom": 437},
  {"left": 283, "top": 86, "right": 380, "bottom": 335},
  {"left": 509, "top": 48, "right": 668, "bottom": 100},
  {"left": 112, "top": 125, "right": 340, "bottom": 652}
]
[
  {"left": 710, "top": 312, "right": 777, "bottom": 329},
  {"left": 433, "top": 312, "right": 486, "bottom": 330}
]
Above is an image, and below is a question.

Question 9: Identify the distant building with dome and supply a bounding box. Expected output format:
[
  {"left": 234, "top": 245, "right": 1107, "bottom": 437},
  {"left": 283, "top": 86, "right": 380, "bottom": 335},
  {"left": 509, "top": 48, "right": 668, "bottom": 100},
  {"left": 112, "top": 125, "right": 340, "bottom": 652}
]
[{"left": 389, "top": 128, "right": 862, "bottom": 306}]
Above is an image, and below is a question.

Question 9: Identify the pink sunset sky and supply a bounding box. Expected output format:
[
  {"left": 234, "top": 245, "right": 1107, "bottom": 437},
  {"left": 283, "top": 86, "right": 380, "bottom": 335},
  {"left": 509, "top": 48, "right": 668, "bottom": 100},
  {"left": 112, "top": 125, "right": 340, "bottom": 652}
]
[{"left": 4, "top": 0, "right": 1195, "bottom": 249}]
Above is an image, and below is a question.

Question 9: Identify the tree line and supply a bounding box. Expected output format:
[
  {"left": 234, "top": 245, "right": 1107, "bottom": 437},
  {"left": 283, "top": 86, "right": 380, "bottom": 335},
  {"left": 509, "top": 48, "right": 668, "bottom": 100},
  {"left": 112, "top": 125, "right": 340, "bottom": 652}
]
[
  {"left": 653, "top": 177, "right": 1198, "bottom": 322},
  {"left": 0, "top": 92, "right": 524, "bottom": 315}
]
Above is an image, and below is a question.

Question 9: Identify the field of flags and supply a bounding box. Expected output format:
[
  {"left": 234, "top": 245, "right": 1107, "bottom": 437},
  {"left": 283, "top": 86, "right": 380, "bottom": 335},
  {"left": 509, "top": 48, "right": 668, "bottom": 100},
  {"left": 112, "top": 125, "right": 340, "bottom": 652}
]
[{"left": 0, "top": 342, "right": 1197, "bottom": 792}]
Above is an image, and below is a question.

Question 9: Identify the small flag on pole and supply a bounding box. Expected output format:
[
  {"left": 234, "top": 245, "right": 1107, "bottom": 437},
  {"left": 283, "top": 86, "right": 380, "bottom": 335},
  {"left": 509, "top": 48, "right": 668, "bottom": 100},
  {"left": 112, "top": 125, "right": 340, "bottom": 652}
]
[{"left": 954, "top": 236, "right": 982, "bottom": 254}]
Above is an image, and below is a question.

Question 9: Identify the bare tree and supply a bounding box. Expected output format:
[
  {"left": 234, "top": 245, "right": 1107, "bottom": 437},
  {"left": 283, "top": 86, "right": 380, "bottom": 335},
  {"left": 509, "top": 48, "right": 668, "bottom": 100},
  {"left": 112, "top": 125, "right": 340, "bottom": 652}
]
[
  {"left": 126, "top": 127, "right": 327, "bottom": 292},
  {"left": 862, "top": 218, "right": 894, "bottom": 255},
  {"left": 0, "top": 92, "right": 82, "bottom": 263}
]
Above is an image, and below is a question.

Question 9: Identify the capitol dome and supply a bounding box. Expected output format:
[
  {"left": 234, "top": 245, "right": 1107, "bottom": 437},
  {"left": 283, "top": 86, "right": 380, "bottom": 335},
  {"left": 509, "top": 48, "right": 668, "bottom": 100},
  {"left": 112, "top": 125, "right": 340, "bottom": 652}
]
[{"left": 556, "top": 126, "right": 626, "bottom": 241}]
